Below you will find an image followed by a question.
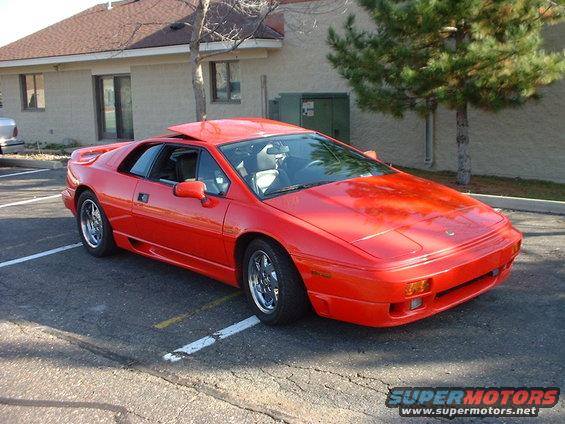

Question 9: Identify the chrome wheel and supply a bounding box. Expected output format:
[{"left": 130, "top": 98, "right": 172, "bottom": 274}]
[
  {"left": 247, "top": 250, "right": 279, "bottom": 314},
  {"left": 80, "top": 199, "right": 103, "bottom": 248}
]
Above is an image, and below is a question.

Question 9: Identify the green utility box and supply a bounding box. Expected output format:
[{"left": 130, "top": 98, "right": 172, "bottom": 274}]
[{"left": 269, "top": 93, "right": 350, "bottom": 143}]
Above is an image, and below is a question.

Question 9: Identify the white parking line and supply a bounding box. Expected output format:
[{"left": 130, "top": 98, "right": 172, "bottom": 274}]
[
  {"left": 0, "top": 194, "right": 61, "bottom": 209},
  {"left": 163, "top": 315, "right": 261, "bottom": 362},
  {"left": 0, "top": 243, "right": 82, "bottom": 269},
  {"left": 0, "top": 169, "right": 50, "bottom": 178}
]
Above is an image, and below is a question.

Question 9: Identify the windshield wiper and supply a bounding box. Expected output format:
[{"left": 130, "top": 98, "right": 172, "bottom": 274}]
[{"left": 265, "top": 181, "right": 329, "bottom": 197}]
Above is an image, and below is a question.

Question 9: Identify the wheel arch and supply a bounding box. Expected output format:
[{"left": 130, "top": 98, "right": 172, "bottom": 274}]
[
  {"left": 74, "top": 184, "right": 95, "bottom": 208},
  {"left": 234, "top": 231, "right": 296, "bottom": 286}
]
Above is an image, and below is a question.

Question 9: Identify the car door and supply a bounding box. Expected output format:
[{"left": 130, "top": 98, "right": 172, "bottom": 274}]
[
  {"left": 99, "top": 142, "right": 163, "bottom": 237},
  {"left": 131, "top": 144, "right": 231, "bottom": 266}
]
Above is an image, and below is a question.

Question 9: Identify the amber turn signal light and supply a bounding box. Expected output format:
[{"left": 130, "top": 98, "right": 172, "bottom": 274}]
[{"left": 405, "top": 279, "right": 431, "bottom": 297}]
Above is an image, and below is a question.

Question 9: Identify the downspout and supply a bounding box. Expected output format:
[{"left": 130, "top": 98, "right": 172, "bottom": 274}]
[
  {"left": 424, "top": 109, "right": 435, "bottom": 167},
  {"left": 260, "top": 75, "right": 268, "bottom": 118}
]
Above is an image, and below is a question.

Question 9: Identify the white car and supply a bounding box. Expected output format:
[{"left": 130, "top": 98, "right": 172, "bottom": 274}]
[{"left": 0, "top": 117, "right": 25, "bottom": 154}]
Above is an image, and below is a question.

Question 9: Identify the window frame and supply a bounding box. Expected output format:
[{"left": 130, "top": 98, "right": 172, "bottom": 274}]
[
  {"left": 146, "top": 143, "right": 231, "bottom": 197},
  {"left": 20, "top": 73, "right": 45, "bottom": 111},
  {"left": 210, "top": 61, "right": 241, "bottom": 104}
]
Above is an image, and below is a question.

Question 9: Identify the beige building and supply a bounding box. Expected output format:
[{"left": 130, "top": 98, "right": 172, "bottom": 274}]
[{"left": 0, "top": 0, "right": 563, "bottom": 183}]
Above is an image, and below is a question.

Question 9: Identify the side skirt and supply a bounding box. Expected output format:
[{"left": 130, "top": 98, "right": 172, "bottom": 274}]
[{"left": 113, "top": 231, "right": 239, "bottom": 287}]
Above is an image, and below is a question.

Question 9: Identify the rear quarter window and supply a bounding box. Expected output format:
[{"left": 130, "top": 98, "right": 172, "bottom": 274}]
[{"left": 119, "top": 144, "right": 162, "bottom": 177}]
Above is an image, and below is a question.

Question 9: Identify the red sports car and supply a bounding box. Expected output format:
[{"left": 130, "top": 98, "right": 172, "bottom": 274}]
[{"left": 62, "top": 118, "right": 522, "bottom": 327}]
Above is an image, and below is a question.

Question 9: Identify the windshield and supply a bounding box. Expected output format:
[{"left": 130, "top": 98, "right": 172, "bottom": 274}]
[{"left": 219, "top": 133, "right": 394, "bottom": 199}]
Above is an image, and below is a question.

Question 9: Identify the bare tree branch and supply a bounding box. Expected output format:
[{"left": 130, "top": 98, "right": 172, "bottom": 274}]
[
  {"left": 109, "top": 0, "right": 342, "bottom": 121},
  {"left": 200, "top": 1, "right": 280, "bottom": 61}
]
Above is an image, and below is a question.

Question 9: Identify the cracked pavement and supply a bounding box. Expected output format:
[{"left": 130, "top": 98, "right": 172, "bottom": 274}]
[{"left": 0, "top": 166, "right": 564, "bottom": 423}]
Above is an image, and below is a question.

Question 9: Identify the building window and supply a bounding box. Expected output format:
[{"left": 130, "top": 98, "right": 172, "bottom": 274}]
[
  {"left": 211, "top": 61, "right": 241, "bottom": 102},
  {"left": 21, "top": 73, "right": 45, "bottom": 110}
]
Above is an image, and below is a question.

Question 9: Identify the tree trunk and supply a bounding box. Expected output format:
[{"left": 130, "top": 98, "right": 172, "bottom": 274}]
[
  {"left": 190, "top": 0, "right": 210, "bottom": 122},
  {"left": 191, "top": 55, "right": 207, "bottom": 122},
  {"left": 456, "top": 103, "right": 471, "bottom": 185}
]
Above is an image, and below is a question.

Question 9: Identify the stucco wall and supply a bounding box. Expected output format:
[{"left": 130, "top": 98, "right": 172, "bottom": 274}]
[
  {"left": 262, "top": 1, "right": 565, "bottom": 182},
  {"left": 129, "top": 1, "right": 427, "bottom": 167},
  {"left": 433, "top": 80, "right": 565, "bottom": 182},
  {"left": 130, "top": 0, "right": 564, "bottom": 182},
  {"left": 0, "top": 0, "right": 563, "bottom": 183},
  {"left": 430, "top": 22, "right": 565, "bottom": 182},
  {"left": 0, "top": 69, "right": 97, "bottom": 145},
  {"left": 131, "top": 62, "right": 193, "bottom": 138}
]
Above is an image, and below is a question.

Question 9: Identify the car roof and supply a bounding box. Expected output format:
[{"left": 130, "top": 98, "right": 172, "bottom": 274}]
[{"left": 167, "top": 118, "right": 313, "bottom": 145}]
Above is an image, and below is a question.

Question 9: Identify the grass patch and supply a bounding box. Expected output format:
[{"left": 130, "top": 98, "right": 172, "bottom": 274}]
[
  {"left": 3, "top": 153, "right": 69, "bottom": 161},
  {"left": 42, "top": 143, "right": 77, "bottom": 151},
  {"left": 398, "top": 167, "right": 565, "bottom": 202},
  {"left": 24, "top": 140, "right": 79, "bottom": 154}
]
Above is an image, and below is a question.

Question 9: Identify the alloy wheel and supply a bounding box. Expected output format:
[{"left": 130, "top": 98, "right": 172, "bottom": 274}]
[
  {"left": 80, "top": 199, "right": 103, "bottom": 248},
  {"left": 247, "top": 250, "right": 279, "bottom": 314}
]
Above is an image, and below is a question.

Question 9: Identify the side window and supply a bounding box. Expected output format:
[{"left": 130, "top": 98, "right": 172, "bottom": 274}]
[
  {"left": 148, "top": 145, "right": 230, "bottom": 196},
  {"left": 197, "top": 150, "right": 230, "bottom": 196},
  {"left": 151, "top": 146, "right": 199, "bottom": 184},
  {"left": 119, "top": 144, "right": 162, "bottom": 177}
]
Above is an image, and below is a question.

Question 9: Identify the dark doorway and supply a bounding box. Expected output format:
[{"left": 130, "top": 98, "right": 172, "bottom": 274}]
[{"left": 96, "top": 75, "right": 134, "bottom": 140}]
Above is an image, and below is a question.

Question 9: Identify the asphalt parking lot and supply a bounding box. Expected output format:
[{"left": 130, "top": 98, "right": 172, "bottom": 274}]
[{"left": 0, "top": 166, "right": 563, "bottom": 423}]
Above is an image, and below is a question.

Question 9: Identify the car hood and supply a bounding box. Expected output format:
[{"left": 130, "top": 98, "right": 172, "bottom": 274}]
[{"left": 264, "top": 172, "right": 504, "bottom": 259}]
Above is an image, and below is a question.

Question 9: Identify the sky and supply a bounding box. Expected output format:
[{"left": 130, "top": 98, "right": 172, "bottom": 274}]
[{"left": 0, "top": 0, "right": 103, "bottom": 47}]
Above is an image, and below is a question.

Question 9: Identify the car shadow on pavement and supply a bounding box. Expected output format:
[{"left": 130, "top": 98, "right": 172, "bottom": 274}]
[{"left": 0, "top": 213, "right": 563, "bottom": 422}]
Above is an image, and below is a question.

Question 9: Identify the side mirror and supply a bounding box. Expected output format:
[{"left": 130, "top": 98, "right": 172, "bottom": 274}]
[
  {"left": 364, "top": 150, "right": 379, "bottom": 161},
  {"left": 173, "top": 181, "right": 209, "bottom": 205}
]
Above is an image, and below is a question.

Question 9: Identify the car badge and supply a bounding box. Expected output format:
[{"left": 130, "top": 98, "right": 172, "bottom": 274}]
[{"left": 445, "top": 230, "right": 456, "bottom": 237}]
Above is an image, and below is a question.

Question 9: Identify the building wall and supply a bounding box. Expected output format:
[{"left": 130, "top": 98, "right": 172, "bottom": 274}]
[
  {"left": 129, "top": 0, "right": 564, "bottom": 182},
  {"left": 431, "top": 22, "right": 565, "bottom": 182},
  {"left": 131, "top": 62, "right": 193, "bottom": 138},
  {"left": 0, "top": 69, "right": 97, "bottom": 145},
  {"left": 239, "top": 1, "right": 427, "bottom": 169},
  {"left": 433, "top": 80, "right": 565, "bottom": 182},
  {"left": 255, "top": 1, "right": 565, "bottom": 183},
  {"left": 127, "top": 1, "right": 427, "bottom": 168},
  {"left": 0, "top": 0, "right": 563, "bottom": 183}
]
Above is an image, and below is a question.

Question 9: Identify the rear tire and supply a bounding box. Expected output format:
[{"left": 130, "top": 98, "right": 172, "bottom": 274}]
[
  {"left": 76, "top": 190, "right": 117, "bottom": 257},
  {"left": 242, "top": 238, "right": 309, "bottom": 325}
]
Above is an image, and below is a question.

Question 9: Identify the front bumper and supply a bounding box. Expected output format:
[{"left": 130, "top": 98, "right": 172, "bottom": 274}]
[
  {"left": 0, "top": 139, "right": 25, "bottom": 154},
  {"left": 295, "top": 225, "right": 522, "bottom": 327}
]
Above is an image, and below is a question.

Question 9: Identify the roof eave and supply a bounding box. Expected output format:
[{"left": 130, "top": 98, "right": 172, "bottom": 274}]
[{"left": 0, "top": 39, "right": 282, "bottom": 69}]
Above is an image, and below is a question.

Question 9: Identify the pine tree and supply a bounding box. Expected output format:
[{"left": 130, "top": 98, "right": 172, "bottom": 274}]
[{"left": 328, "top": 0, "right": 565, "bottom": 185}]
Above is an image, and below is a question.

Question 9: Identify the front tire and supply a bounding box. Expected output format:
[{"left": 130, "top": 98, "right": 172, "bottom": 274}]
[
  {"left": 242, "top": 239, "right": 309, "bottom": 325},
  {"left": 76, "top": 190, "right": 117, "bottom": 257}
]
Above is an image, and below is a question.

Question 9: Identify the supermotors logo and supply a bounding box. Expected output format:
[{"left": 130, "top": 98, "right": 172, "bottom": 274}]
[{"left": 386, "top": 387, "right": 560, "bottom": 418}]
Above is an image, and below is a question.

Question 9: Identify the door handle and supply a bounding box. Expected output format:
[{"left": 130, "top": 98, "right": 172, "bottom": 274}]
[{"left": 137, "top": 192, "right": 149, "bottom": 203}]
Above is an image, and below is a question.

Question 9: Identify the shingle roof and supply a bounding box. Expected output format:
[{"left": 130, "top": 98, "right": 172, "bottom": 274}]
[{"left": 0, "top": 0, "right": 283, "bottom": 62}]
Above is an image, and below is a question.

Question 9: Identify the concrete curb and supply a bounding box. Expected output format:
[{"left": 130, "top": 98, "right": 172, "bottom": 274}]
[
  {"left": 469, "top": 193, "right": 565, "bottom": 215},
  {"left": 0, "top": 157, "right": 66, "bottom": 169}
]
